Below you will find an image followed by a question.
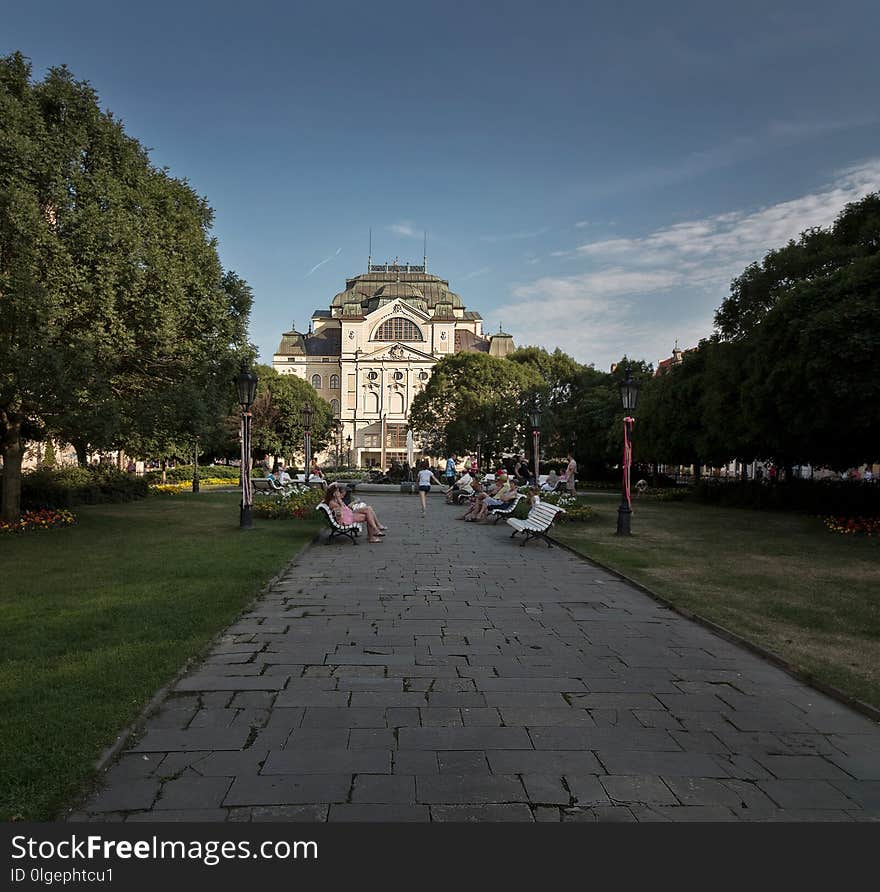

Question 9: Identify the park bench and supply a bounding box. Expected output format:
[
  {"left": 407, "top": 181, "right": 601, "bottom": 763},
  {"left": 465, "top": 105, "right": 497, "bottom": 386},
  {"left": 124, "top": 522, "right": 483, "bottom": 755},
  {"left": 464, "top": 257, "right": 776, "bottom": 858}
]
[
  {"left": 506, "top": 502, "right": 565, "bottom": 547},
  {"left": 315, "top": 502, "right": 360, "bottom": 544},
  {"left": 488, "top": 492, "right": 525, "bottom": 523},
  {"left": 253, "top": 477, "right": 284, "bottom": 495}
]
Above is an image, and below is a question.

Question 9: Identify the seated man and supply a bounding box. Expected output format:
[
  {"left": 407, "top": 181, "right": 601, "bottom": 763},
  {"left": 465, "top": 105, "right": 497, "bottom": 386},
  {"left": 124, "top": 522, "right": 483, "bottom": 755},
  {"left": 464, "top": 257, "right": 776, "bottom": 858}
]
[
  {"left": 473, "top": 479, "right": 519, "bottom": 522},
  {"left": 445, "top": 470, "right": 474, "bottom": 503},
  {"left": 276, "top": 465, "right": 292, "bottom": 486}
]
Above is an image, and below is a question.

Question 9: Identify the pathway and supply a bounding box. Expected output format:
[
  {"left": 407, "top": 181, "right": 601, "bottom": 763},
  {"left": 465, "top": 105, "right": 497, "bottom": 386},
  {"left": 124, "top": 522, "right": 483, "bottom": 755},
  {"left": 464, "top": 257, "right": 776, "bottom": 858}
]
[{"left": 73, "top": 494, "right": 880, "bottom": 821}]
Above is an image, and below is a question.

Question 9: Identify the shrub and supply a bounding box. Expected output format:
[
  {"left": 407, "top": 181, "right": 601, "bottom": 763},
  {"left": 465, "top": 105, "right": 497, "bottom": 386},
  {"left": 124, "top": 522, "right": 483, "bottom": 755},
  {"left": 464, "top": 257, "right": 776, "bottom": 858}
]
[
  {"left": 513, "top": 492, "right": 595, "bottom": 522},
  {"left": 143, "top": 464, "right": 241, "bottom": 483},
  {"left": 693, "top": 479, "right": 880, "bottom": 515},
  {"left": 822, "top": 516, "right": 880, "bottom": 537},
  {"left": 17, "top": 467, "right": 149, "bottom": 508}
]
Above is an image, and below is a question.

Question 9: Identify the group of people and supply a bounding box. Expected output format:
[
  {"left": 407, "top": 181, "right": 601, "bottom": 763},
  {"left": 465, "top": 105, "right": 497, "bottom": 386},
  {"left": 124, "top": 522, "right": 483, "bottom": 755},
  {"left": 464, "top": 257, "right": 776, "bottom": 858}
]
[{"left": 321, "top": 483, "right": 388, "bottom": 543}]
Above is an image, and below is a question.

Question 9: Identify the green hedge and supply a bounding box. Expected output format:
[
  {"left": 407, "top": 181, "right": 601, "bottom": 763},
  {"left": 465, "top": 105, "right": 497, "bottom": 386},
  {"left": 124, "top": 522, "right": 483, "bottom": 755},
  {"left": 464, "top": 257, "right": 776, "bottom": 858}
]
[
  {"left": 143, "top": 464, "right": 242, "bottom": 483},
  {"left": 17, "top": 467, "right": 149, "bottom": 508},
  {"left": 692, "top": 479, "right": 880, "bottom": 515}
]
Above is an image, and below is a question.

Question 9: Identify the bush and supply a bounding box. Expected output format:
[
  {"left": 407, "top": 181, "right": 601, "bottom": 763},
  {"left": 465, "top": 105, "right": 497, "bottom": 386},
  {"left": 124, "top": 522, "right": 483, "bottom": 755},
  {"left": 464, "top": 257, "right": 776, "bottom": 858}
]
[
  {"left": 512, "top": 492, "right": 595, "bottom": 522},
  {"left": 143, "top": 464, "right": 241, "bottom": 483},
  {"left": 692, "top": 479, "right": 880, "bottom": 515},
  {"left": 17, "top": 467, "right": 149, "bottom": 508}
]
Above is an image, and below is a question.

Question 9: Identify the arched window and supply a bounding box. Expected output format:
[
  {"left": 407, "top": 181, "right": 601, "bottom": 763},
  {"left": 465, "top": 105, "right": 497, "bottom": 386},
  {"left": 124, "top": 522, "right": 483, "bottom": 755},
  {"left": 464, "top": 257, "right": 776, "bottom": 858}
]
[
  {"left": 329, "top": 374, "right": 340, "bottom": 390},
  {"left": 311, "top": 374, "right": 322, "bottom": 389},
  {"left": 330, "top": 399, "right": 340, "bottom": 415},
  {"left": 365, "top": 391, "right": 379, "bottom": 413},
  {"left": 390, "top": 392, "right": 405, "bottom": 414},
  {"left": 374, "top": 317, "right": 424, "bottom": 341}
]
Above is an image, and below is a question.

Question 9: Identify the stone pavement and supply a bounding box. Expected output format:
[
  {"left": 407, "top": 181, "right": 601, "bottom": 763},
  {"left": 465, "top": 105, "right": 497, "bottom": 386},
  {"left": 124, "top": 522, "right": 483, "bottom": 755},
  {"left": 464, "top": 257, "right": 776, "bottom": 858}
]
[{"left": 73, "top": 494, "right": 880, "bottom": 822}]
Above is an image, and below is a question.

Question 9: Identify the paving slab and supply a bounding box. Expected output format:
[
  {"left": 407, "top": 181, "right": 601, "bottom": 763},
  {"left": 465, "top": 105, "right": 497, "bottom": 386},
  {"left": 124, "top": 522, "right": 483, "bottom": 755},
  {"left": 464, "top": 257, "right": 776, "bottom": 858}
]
[{"left": 77, "top": 494, "right": 880, "bottom": 822}]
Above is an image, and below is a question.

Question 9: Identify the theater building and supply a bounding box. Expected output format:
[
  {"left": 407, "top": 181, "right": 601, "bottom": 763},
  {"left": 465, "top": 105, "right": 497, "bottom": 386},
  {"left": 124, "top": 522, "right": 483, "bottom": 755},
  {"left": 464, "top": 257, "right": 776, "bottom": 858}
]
[{"left": 272, "top": 262, "right": 514, "bottom": 467}]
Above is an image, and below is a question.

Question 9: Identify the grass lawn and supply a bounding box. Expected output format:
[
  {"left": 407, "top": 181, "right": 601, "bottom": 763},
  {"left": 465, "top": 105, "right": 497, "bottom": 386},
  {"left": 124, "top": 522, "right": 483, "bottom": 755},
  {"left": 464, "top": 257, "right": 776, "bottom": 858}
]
[
  {"left": 555, "top": 493, "right": 880, "bottom": 711},
  {"left": 0, "top": 492, "right": 318, "bottom": 821}
]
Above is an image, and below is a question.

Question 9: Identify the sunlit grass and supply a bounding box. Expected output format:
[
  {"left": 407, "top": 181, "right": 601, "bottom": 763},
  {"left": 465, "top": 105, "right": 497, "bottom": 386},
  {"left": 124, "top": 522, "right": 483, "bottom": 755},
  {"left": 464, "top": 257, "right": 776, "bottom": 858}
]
[{"left": 0, "top": 493, "right": 317, "bottom": 820}]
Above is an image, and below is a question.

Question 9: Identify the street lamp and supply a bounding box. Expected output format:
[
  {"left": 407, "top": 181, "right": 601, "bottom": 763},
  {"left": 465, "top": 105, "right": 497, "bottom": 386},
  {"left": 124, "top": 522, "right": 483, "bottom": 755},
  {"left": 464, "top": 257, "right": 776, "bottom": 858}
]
[
  {"left": 475, "top": 430, "right": 482, "bottom": 474},
  {"left": 301, "top": 403, "right": 314, "bottom": 483},
  {"left": 334, "top": 418, "right": 342, "bottom": 469},
  {"left": 616, "top": 366, "right": 640, "bottom": 536},
  {"left": 529, "top": 406, "right": 542, "bottom": 486},
  {"left": 346, "top": 434, "right": 352, "bottom": 468},
  {"left": 235, "top": 367, "right": 259, "bottom": 529}
]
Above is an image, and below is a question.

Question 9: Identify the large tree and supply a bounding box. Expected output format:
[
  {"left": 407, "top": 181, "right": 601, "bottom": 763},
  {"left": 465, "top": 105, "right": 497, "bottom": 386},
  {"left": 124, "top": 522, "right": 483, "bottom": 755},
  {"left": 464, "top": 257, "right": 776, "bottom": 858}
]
[
  {"left": 0, "top": 54, "right": 252, "bottom": 520},
  {"left": 408, "top": 352, "right": 542, "bottom": 465},
  {"left": 249, "top": 365, "right": 333, "bottom": 464}
]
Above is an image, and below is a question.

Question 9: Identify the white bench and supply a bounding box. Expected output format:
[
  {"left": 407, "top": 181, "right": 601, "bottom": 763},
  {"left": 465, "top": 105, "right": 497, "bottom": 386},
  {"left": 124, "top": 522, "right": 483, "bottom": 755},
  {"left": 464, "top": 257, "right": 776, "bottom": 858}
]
[
  {"left": 253, "top": 477, "right": 284, "bottom": 495},
  {"left": 506, "top": 502, "right": 565, "bottom": 547},
  {"left": 316, "top": 502, "right": 360, "bottom": 544},
  {"left": 488, "top": 492, "right": 525, "bottom": 523}
]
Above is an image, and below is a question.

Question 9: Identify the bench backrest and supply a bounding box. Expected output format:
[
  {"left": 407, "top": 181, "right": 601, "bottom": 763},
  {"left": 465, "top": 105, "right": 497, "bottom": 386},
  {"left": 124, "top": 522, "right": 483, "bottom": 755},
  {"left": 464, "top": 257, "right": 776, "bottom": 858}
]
[
  {"left": 316, "top": 502, "right": 342, "bottom": 528},
  {"left": 253, "top": 478, "right": 276, "bottom": 492},
  {"left": 491, "top": 493, "right": 524, "bottom": 513},
  {"left": 527, "top": 502, "right": 564, "bottom": 528}
]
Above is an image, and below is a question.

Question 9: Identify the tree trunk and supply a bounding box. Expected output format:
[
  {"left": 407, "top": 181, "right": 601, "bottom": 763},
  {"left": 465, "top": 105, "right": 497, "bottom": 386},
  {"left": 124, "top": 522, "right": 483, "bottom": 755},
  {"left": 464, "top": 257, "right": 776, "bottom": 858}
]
[
  {"left": 1, "top": 418, "right": 24, "bottom": 524},
  {"left": 651, "top": 462, "right": 659, "bottom": 488},
  {"left": 694, "top": 462, "right": 702, "bottom": 482},
  {"left": 73, "top": 440, "right": 88, "bottom": 467},
  {"left": 161, "top": 457, "right": 167, "bottom": 484}
]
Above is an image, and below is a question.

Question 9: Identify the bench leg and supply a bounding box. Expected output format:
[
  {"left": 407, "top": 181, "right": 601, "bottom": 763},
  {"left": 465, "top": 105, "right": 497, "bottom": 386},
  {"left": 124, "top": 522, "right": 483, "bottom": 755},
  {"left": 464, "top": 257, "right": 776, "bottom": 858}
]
[{"left": 510, "top": 529, "right": 520, "bottom": 538}]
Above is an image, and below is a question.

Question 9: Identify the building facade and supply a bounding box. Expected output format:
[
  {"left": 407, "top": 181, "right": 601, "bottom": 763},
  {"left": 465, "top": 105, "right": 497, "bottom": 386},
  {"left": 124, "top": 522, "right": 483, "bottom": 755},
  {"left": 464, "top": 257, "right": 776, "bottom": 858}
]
[{"left": 272, "top": 262, "right": 513, "bottom": 467}]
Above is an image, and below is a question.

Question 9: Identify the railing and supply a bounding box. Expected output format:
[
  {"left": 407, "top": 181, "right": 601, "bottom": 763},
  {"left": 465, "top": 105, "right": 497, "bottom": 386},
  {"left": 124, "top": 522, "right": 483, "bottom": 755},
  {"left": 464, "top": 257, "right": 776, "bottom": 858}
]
[{"left": 370, "top": 264, "right": 425, "bottom": 273}]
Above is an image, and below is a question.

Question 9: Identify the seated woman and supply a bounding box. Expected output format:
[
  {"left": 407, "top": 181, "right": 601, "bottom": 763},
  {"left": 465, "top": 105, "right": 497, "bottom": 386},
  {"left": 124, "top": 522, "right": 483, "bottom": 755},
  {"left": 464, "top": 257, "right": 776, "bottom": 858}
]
[
  {"left": 323, "top": 484, "right": 387, "bottom": 543},
  {"left": 473, "top": 479, "right": 519, "bottom": 522},
  {"left": 541, "top": 470, "right": 560, "bottom": 492},
  {"left": 462, "top": 474, "right": 508, "bottom": 520}
]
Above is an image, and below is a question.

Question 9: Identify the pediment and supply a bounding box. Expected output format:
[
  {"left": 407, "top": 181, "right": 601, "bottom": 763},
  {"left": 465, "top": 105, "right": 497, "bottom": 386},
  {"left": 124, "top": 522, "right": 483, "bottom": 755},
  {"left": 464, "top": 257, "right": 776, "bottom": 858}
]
[{"left": 361, "top": 343, "right": 435, "bottom": 362}]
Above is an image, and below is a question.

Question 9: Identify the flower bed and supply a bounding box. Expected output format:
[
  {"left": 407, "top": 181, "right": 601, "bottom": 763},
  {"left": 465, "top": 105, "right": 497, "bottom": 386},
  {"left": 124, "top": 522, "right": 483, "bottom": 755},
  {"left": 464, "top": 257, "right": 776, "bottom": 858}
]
[
  {"left": 252, "top": 488, "right": 323, "bottom": 519},
  {"left": 822, "top": 516, "right": 880, "bottom": 537},
  {"left": 511, "top": 492, "right": 594, "bottom": 522},
  {"left": 0, "top": 508, "right": 76, "bottom": 534}
]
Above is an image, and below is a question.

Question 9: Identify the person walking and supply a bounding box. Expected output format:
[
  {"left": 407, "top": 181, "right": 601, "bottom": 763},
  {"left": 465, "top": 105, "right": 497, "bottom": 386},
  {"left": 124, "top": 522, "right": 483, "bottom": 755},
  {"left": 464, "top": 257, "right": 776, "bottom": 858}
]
[
  {"left": 417, "top": 459, "right": 442, "bottom": 516},
  {"left": 564, "top": 453, "right": 578, "bottom": 494},
  {"left": 444, "top": 454, "right": 456, "bottom": 490}
]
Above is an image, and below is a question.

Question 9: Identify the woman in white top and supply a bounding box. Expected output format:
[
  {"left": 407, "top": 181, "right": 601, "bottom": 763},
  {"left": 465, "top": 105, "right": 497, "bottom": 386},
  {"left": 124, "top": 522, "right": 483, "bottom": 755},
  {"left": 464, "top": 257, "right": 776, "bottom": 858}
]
[{"left": 416, "top": 460, "right": 442, "bottom": 515}]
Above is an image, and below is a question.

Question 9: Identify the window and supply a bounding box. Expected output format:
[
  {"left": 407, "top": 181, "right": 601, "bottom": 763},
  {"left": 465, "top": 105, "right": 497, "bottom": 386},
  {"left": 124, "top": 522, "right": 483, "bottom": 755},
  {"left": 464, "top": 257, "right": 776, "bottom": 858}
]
[
  {"left": 367, "top": 370, "right": 378, "bottom": 381},
  {"left": 330, "top": 399, "right": 340, "bottom": 415},
  {"left": 392, "top": 370, "right": 404, "bottom": 381},
  {"left": 329, "top": 374, "right": 340, "bottom": 390},
  {"left": 374, "top": 317, "right": 424, "bottom": 341},
  {"left": 311, "top": 374, "right": 322, "bottom": 389},
  {"left": 418, "top": 370, "right": 429, "bottom": 381}
]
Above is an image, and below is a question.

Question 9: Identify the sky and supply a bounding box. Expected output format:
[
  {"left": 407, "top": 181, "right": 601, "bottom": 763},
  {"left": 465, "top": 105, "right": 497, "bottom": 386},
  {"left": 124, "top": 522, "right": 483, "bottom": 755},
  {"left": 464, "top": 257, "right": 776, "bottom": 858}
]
[{"left": 4, "top": 0, "right": 880, "bottom": 370}]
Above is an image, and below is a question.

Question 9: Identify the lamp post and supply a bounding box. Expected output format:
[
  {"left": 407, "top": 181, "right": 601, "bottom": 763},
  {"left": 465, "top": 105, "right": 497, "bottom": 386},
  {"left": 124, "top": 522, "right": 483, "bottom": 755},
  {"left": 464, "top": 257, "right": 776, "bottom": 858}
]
[
  {"left": 616, "top": 366, "right": 640, "bottom": 536},
  {"left": 475, "top": 431, "right": 482, "bottom": 474},
  {"left": 302, "top": 403, "right": 314, "bottom": 484},
  {"left": 529, "top": 406, "right": 542, "bottom": 487},
  {"left": 334, "top": 418, "right": 342, "bottom": 469},
  {"left": 346, "top": 434, "right": 352, "bottom": 468},
  {"left": 192, "top": 438, "right": 200, "bottom": 494},
  {"left": 235, "top": 367, "right": 259, "bottom": 529}
]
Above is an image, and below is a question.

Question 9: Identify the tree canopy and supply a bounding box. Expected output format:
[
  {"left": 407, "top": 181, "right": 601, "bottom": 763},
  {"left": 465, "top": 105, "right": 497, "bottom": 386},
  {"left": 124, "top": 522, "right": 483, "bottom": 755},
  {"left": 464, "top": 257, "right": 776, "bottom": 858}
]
[{"left": 0, "top": 53, "right": 252, "bottom": 520}]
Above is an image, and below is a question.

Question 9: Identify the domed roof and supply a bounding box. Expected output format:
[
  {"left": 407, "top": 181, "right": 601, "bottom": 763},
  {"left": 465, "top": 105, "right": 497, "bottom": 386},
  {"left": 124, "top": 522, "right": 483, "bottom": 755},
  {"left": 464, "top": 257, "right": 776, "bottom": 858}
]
[{"left": 374, "top": 282, "right": 424, "bottom": 299}]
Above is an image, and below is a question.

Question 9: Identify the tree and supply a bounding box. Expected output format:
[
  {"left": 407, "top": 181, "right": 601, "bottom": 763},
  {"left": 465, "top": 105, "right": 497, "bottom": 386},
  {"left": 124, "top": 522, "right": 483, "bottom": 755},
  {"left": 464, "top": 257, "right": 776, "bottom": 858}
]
[
  {"left": 508, "top": 346, "right": 583, "bottom": 457},
  {"left": 249, "top": 365, "right": 333, "bottom": 464},
  {"left": 0, "top": 54, "right": 252, "bottom": 520},
  {"left": 408, "top": 353, "right": 542, "bottom": 465}
]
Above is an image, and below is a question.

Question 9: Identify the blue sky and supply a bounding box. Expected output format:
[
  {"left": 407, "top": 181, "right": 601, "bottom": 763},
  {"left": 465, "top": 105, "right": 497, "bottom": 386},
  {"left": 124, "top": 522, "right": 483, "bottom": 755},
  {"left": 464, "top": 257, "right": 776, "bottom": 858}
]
[{"left": 5, "top": 0, "right": 880, "bottom": 369}]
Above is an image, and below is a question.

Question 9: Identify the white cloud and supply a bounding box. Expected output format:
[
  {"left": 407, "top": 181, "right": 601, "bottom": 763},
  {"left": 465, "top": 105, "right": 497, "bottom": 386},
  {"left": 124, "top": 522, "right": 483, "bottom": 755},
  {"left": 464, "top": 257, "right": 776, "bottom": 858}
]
[
  {"left": 461, "top": 266, "right": 492, "bottom": 280},
  {"left": 389, "top": 221, "right": 420, "bottom": 238},
  {"left": 498, "top": 159, "right": 880, "bottom": 368}
]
